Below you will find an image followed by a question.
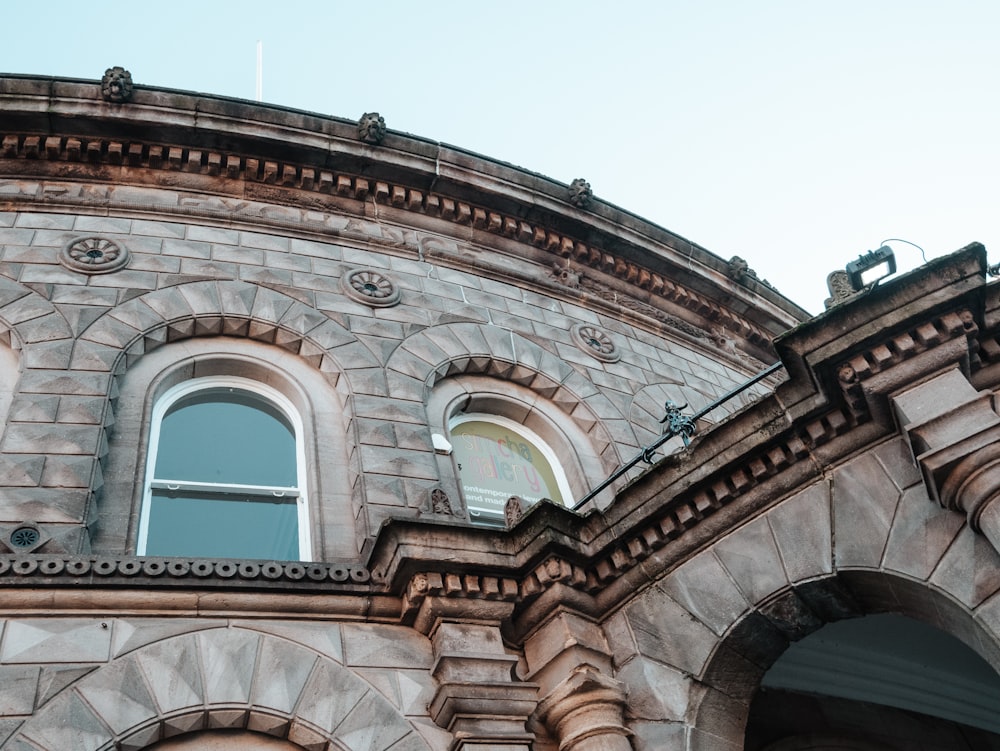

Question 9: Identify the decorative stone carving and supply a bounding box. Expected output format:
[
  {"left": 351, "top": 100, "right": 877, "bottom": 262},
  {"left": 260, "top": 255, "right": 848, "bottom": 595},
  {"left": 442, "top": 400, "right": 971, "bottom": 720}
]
[
  {"left": 551, "top": 259, "right": 581, "bottom": 288},
  {"left": 505, "top": 495, "right": 529, "bottom": 527},
  {"left": 60, "top": 236, "right": 129, "bottom": 274},
  {"left": 357, "top": 112, "right": 387, "bottom": 144},
  {"left": 3, "top": 523, "right": 44, "bottom": 554},
  {"left": 825, "top": 269, "right": 857, "bottom": 308},
  {"left": 430, "top": 488, "right": 453, "bottom": 515},
  {"left": 571, "top": 323, "right": 620, "bottom": 363},
  {"left": 101, "top": 66, "right": 134, "bottom": 103},
  {"left": 568, "top": 178, "right": 593, "bottom": 208},
  {"left": 534, "top": 665, "right": 632, "bottom": 751},
  {"left": 340, "top": 268, "right": 400, "bottom": 307},
  {"left": 727, "top": 255, "right": 752, "bottom": 281}
]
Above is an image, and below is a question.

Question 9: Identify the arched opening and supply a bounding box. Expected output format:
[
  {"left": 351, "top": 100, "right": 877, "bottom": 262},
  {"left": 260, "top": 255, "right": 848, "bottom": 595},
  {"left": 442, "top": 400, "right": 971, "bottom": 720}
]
[
  {"left": 746, "top": 613, "right": 1000, "bottom": 750},
  {"left": 144, "top": 730, "right": 307, "bottom": 750},
  {"left": 693, "top": 573, "right": 1000, "bottom": 751},
  {"left": 138, "top": 376, "right": 309, "bottom": 560}
]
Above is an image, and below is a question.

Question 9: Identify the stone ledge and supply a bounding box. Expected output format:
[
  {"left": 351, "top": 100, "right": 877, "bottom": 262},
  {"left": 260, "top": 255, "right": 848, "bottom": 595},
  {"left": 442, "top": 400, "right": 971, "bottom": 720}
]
[{"left": 0, "top": 554, "right": 379, "bottom": 591}]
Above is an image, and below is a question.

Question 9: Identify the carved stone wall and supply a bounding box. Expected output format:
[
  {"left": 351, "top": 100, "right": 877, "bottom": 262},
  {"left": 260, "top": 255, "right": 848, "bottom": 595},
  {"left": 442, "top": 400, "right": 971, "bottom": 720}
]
[{"left": 1, "top": 75, "right": 999, "bottom": 751}]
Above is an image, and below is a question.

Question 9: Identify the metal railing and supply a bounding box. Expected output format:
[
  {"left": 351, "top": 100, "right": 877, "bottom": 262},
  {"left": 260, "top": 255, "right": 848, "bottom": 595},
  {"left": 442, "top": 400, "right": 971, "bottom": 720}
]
[{"left": 573, "top": 361, "right": 783, "bottom": 510}]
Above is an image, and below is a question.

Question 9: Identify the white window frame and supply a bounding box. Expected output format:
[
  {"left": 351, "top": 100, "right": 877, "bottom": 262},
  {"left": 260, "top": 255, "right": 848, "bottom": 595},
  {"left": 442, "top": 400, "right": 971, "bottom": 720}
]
[
  {"left": 449, "top": 412, "right": 574, "bottom": 525},
  {"left": 137, "top": 375, "right": 312, "bottom": 560}
]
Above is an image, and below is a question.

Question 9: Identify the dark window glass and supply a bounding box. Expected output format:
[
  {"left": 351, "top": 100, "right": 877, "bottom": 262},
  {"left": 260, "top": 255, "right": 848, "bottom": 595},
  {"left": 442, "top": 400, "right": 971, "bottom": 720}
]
[
  {"left": 145, "top": 489, "right": 298, "bottom": 560},
  {"left": 155, "top": 389, "right": 296, "bottom": 487},
  {"left": 142, "top": 385, "right": 303, "bottom": 560}
]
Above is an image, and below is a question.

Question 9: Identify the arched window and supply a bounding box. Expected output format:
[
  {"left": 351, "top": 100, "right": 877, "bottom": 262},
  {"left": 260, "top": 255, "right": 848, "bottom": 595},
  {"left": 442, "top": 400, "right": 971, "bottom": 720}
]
[
  {"left": 450, "top": 413, "right": 573, "bottom": 526},
  {"left": 137, "top": 376, "right": 310, "bottom": 560}
]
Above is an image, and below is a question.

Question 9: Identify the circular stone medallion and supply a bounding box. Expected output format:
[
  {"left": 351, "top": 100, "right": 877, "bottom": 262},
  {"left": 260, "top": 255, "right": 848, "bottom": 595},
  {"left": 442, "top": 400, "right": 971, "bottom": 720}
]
[
  {"left": 60, "top": 236, "right": 130, "bottom": 274},
  {"left": 341, "top": 268, "right": 401, "bottom": 307},
  {"left": 571, "top": 323, "right": 621, "bottom": 363}
]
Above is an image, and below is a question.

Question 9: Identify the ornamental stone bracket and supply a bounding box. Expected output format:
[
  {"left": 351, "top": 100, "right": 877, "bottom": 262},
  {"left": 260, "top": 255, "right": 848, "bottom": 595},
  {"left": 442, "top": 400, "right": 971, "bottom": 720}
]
[{"left": 893, "top": 368, "right": 1000, "bottom": 551}]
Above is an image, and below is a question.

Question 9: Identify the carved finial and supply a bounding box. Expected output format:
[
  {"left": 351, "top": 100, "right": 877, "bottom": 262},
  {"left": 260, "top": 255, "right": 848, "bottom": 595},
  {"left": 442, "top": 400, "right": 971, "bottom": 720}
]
[
  {"left": 568, "top": 178, "right": 593, "bottom": 208},
  {"left": 505, "top": 496, "right": 528, "bottom": 527},
  {"left": 101, "top": 67, "right": 133, "bottom": 103},
  {"left": 824, "top": 269, "right": 856, "bottom": 309},
  {"left": 358, "top": 112, "right": 387, "bottom": 144},
  {"left": 430, "top": 488, "right": 453, "bottom": 515}
]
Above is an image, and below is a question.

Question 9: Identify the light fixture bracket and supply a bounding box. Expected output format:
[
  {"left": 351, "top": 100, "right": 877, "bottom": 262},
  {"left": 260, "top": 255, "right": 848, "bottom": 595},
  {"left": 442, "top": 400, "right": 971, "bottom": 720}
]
[{"left": 847, "top": 246, "right": 896, "bottom": 290}]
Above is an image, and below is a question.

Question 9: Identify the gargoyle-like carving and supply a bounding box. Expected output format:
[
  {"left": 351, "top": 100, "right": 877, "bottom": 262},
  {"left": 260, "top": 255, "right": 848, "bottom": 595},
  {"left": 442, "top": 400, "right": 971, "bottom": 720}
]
[
  {"left": 726, "top": 255, "right": 756, "bottom": 282},
  {"left": 358, "top": 112, "right": 387, "bottom": 144},
  {"left": 568, "top": 178, "right": 593, "bottom": 208},
  {"left": 101, "top": 66, "right": 133, "bottom": 103},
  {"left": 657, "top": 400, "right": 697, "bottom": 448},
  {"left": 552, "top": 259, "right": 581, "bottom": 288}
]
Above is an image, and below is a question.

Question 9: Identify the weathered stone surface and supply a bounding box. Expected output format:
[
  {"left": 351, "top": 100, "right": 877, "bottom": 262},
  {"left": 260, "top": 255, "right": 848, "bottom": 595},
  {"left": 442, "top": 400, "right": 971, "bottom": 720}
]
[
  {"left": 74, "top": 655, "right": 158, "bottom": 736},
  {"left": 832, "top": 453, "right": 902, "bottom": 569},
  {"left": 713, "top": 516, "right": 789, "bottom": 606},
  {"left": 766, "top": 480, "right": 833, "bottom": 582},
  {"left": 660, "top": 550, "right": 749, "bottom": 637},
  {"left": 0, "top": 665, "right": 39, "bottom": 715},
  {"left": 1, "top": 619, "right": 111, "bottom": 663},
  {"left": 624, "top": 587, "right": 719, "bottom": 676},
  {"left": 342, "top": 624, "right": 431, "bottom": 669},
  {"left": 615, "top": 657, "right": 690, "bottom": 721}
]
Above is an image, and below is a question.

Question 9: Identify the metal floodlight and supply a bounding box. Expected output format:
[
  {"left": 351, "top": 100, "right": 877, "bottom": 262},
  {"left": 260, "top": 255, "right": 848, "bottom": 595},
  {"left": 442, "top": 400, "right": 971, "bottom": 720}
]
[{"left": 846, "top": 245, "right": 896, "bottom": 290}]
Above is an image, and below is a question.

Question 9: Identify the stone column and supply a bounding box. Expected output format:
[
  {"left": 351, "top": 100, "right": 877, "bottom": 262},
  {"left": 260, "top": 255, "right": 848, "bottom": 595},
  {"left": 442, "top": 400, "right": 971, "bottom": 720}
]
[
  {"left": 893, "top": 368, "right": 1000, "bottom": 552},
  {"left": 524, "top": 610, "right": 633, "bottom": 751}
]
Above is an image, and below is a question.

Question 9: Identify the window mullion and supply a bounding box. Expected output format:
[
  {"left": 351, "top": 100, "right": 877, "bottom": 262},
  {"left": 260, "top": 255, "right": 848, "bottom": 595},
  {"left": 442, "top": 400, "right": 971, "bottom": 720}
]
[{"left": 150, "top": 478, "right": 300, "bottom": 497}]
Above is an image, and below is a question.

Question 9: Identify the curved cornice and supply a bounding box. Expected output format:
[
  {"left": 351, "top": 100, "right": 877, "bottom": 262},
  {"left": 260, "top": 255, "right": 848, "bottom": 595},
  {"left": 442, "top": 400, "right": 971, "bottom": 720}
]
[{"left": 0, "top": 75, "right": 808, "bottom": 352}]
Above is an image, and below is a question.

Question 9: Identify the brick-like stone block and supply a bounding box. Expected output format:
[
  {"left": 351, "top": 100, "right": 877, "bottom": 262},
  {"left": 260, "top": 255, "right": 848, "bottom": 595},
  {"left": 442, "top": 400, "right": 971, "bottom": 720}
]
[
  {"left": 2, "top": 619, "right": 111, "bottom": 663},
  {"left": 766, "top": 480, "right": 833, "bottom": 582},
  {"left": 833, "top": 453, "right": 902, "bottom": 569},
  {"left": 624, "top": 587, "right": 718, "bottom": 677},
  {"left": 660, "top": 550, "right": 749, "bottom": 637},
  {"left": 342, "top": 624, "right": 432, "bottom": 669}
]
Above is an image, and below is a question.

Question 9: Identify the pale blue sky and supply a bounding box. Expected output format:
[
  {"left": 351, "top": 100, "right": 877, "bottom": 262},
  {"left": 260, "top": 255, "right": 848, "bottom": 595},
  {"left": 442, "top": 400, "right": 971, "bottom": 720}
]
[{"left": 2, "top": 1, "right": 997, "bottom": 313}]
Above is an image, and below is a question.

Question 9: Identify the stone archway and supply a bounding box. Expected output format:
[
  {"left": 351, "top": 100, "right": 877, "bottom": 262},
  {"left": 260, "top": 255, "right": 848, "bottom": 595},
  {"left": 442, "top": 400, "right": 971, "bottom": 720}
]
[
  {"left": 4, "top": 627, "right": 433, "bottom": 751},
  {"left": 609, "top": 441, "right": 1000, "bottom": 750},
  {"left": 144, "top": 730, "right": 308, "bottom": 750}
]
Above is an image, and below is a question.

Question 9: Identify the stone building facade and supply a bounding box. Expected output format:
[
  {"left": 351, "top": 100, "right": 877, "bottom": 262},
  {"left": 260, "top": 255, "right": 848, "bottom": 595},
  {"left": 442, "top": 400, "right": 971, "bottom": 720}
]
[{"left": 0, "top": 72, "right": 999, "bottom": 750}]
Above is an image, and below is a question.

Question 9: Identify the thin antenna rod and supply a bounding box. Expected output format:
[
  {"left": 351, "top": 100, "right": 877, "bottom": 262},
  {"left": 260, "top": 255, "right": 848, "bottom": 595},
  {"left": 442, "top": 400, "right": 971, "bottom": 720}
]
[{"left": 255, "top": 41, "right": 263, "bottom": 102}]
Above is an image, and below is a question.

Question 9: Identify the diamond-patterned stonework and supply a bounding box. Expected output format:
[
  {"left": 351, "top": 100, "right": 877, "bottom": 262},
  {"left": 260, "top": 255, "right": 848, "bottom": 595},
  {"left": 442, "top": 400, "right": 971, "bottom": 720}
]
[{"left": 60, "top": 236, "right": 129, "bottom": 274}]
